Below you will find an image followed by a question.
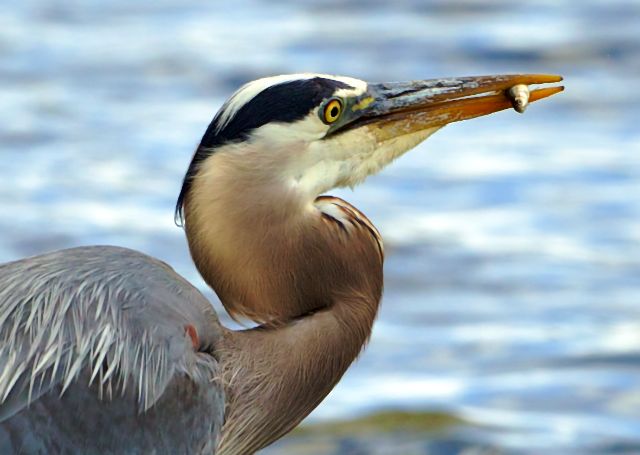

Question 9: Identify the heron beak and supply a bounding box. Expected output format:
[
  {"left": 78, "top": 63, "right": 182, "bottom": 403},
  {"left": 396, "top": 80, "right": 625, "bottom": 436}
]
[{"left": 352, "top": 74, "right": 564, "bottom": 141}]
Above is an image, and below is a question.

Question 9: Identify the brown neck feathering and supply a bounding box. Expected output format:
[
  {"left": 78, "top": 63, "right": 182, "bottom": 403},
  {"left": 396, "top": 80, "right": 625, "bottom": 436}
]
[{"left": 182, "top": 146, "right": 384, "bottom": 454}]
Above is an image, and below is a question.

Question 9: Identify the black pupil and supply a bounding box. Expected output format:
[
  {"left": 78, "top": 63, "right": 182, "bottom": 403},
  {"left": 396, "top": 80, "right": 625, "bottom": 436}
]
[{"left": 329, "top": 105, "right": 339, "bottom": 118}]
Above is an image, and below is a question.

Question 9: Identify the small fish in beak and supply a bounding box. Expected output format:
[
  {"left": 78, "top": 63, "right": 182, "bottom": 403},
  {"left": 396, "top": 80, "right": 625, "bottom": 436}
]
[{"left": 508, "top": 84, "right": 531, "bottom": 114}]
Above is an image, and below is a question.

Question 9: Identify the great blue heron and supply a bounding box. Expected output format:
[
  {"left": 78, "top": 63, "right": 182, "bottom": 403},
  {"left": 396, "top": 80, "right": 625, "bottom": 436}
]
[{"left": 0, "top": 73, "right": 563, "bottom": 454}]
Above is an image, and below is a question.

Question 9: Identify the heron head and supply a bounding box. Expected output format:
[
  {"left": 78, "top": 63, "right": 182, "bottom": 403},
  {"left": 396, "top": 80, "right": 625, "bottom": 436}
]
[{"left": 176, "top": 73, "right": 562, "bottom": 221}]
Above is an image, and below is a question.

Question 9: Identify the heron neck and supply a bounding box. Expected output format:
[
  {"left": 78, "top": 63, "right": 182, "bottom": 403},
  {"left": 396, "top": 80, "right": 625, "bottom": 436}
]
[
  {"left": 185, "top": 146, "right": 384, "bottom": 453},
  {"left": 183, "top": 147, "right": 383, "bottom": 325},
  {"left": 216, "top": 294, "right": 378, "bottom": 454}
]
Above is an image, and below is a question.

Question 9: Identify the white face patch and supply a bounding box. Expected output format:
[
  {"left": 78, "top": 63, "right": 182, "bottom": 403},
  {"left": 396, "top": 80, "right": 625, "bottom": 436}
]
[{"left": 250, "top": 107, "right": 328, "bottom": 145}]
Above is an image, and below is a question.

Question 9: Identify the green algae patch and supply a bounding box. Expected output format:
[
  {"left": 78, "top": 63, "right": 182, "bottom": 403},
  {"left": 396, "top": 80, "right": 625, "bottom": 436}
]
[{"left": 293, "top": 409, "right": 464, "bottom": 437}]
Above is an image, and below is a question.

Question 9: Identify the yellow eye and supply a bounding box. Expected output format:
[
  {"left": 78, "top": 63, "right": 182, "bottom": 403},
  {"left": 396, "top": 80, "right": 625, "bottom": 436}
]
[{"left": 323, "top": 99, "right": 343, "bottom": 124}]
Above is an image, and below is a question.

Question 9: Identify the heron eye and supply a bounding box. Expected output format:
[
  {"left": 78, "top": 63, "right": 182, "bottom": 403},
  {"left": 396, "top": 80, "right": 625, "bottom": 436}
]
[{"left": 323, "top": 99, "right": 343, "bottom": 124}]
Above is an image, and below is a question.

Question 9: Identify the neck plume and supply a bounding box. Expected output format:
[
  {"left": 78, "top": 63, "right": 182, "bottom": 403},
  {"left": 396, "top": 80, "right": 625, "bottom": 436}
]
[{"left": 182, "top": 147, "right": 384, "bottom": 453}]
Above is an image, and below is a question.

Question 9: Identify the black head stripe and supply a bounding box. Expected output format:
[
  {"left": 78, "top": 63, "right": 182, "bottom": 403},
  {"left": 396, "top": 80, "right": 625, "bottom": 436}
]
[
  {"left": 175, "top": 77, "right": 354, "bottom": 224},
  {"left": 209, "top": 77, "right": 352, "bottom": 147}
]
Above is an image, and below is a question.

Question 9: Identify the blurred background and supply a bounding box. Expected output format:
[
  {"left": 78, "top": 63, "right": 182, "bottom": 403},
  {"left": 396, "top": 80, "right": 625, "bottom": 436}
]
[{"left": 1, "top": 0, "right": 639, "bottom": 453}]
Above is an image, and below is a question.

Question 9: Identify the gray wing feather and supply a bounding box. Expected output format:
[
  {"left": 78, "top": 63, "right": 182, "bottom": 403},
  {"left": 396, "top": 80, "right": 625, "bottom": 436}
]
[{"left": 0, "top": 246, "right": 224, "bottom": 423}]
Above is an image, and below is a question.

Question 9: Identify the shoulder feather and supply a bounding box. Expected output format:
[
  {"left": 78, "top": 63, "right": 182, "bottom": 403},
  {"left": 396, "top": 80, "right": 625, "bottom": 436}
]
[{"left": 0, "top": 246, "right": 222, "bottom": 421}]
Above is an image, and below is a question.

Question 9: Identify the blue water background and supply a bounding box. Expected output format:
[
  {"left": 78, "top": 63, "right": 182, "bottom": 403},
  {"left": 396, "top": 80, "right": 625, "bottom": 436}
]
[{"left": 1, "top": 1, "right": 639, "bottom": 453}]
